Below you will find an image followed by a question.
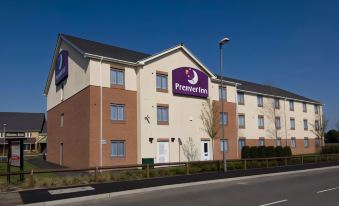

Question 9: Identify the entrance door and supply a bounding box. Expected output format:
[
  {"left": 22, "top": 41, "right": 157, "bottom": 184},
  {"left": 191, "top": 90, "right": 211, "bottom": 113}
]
[
  {"left": 157, "top": 142, "right": 169, "bottom": 163},
  {"left": 59, "top": 142, "right": 63, "bottom": 166},
  {"left": 201, "top": 141, "right": 210, "bottom": 160}
]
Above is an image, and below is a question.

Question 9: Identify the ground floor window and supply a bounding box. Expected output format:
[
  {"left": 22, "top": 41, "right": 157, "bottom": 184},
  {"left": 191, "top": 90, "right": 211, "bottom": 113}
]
[
  {"left": 220, "top": 139, "right": 228, "bottom": 152},
  {"left": 239, "top": 138, "right": 246, "bottom": 150},
  {"left": 304, "top": 137, "right": 309, "bottom": 148},
  {"left": 111, "top": 141, "right": 125, "bottom": 157},
  {"left": 315, "top": 138, "right": 321, "bottom": 147},
  {"left": 258, "top": 137, "right": 265, "bottom": 146},
  {"left": 291, "top": 137, "right": 296, "bottom": 148},
  {"left": 276, "top": 138, "right": 282, "bottom": 146}
]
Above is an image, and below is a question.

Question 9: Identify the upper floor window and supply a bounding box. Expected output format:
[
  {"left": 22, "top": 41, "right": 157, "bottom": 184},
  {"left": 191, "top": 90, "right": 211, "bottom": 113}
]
[
  {"left": 111, "top": 141, "right": 125, "bottom": 157},
  {"left": 290, "top": 118, "right": 295, "bottom": 130},
  {"left": 111, "top": 104, "right": 125, "bottom": 121},
  {"left": 157, "top": 105, "right": 169, "bottom": 124},
  {"left": 220, "top": 139, "right": 228, "bottom": 152},
  {"left": 259, "top": 137, "right": 265, "bottom": 146},
  {"left": 219, "top": 87, "right": 227, "bottom": 100},
  {"left": 238, "top": 114, "right": 245, "bottom": 128},
  {"left": 156, "top": 73, "right": 168, "bottom": 91},
  {"left": 303, "top": 103, "right": 307, "bottom": 112},
  {"left": 258, "top": 115, "right": 265, "bottom": 129},
  {"left": 314, "top": 104, "right": 319, "bottom": 114},
  {"left": 289, "top": 100, "right": 294, "bottom": 111},
  {"left": 257, "top": 95, "right": 263, "bottom": 107},
  {"left": 220, "top": 112, "right": 228, "bottom": 125},
  {"left": 274, "top": 98, "right": 280, "bottom": 109},
  {"left": 303, "top": 119, "right": 308, "bottom": 130},
  {"left": 110, "top": 68, "right": 124, "bottom": 86},
  {"left": 237, "top": 92, "right": 245, "bottom": 105},
  {"left": 275, "top": 117, "right": 281, "bottom": 129}
]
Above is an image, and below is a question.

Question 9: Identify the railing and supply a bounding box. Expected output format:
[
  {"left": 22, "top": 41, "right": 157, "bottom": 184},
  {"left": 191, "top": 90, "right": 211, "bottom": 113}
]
[{"left": 1, "top": 154, "right": 339, "bottom": 188}]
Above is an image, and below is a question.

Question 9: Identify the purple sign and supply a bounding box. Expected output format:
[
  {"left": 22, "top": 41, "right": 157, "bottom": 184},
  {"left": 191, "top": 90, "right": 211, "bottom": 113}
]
[
  {"left": 172, "top": 67, "right": 208, "bottom": 98},
  {"left": 55, "top": 50, "right": 68, "bottom": 85}
]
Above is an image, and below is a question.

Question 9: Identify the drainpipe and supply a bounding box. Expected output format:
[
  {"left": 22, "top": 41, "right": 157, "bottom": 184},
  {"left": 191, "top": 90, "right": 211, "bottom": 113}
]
[
  {"left": 235, "top": 84, "right": 239, "bottom": 158},
  {"left": 99, "top": 57, "right": 103, "bottom": 168},
  {"left": 284, "top": 98, "right": 288, "bottom": 146}
]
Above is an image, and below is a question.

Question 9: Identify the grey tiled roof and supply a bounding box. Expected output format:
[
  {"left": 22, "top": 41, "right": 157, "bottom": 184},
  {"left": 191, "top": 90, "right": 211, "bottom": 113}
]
[
  {"left": 60, "top": 34, "right": 151, "bottom": 63},
  {"left": 217, "top": 75, "right": 320, "bottom": 104},
  {"left": 0, "top": 112, "right": 46, "bottom": 132}
]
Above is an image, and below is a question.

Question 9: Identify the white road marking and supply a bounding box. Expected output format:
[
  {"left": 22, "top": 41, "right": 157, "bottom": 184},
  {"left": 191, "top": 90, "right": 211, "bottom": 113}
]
[
  {"left": 48, "top": 186, "right": 95, "bottom": 195},
  {"left": 259, "top": 199, "right": 288, "bottom": 206},
  {"left": 236, "top": 182, "right": 248, "bottom": 185},
  {"left": 317, "top": 186, "right": 339, "bottom": 194}
]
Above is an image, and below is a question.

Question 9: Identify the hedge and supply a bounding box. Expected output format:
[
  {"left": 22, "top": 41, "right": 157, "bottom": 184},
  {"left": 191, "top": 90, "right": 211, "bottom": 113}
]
[
  {"left": 241, "top": 146, "right": 292, "bottom": 159},
  {"left": 321, "top": 145, "right": 339, "bottom": 154}
]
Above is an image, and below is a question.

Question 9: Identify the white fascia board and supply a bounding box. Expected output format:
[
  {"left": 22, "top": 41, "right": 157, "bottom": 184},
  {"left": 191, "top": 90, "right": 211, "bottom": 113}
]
[
  {"left": 237, "top": 89, "right": 322, "bottom": 105},
  {"left": 83, "top": 53, "right": 138, "bottom": 66},
  {"left": 138, "top": 45, "right": 216, "bottom": 78}
]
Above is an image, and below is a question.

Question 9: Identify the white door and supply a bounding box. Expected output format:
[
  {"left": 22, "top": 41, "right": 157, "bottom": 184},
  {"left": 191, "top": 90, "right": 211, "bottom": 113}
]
[
  {"left": 201, "top": 141, "right": 210, "bottom": 160},
  {"left": 157, "top": 142, "right": 169, "bottom": 163}
]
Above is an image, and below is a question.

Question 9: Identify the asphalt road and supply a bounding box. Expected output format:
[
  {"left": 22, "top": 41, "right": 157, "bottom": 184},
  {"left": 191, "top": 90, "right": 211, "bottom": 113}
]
[{"left": 68, "top": 167, "right": 339, "bottom": 206}]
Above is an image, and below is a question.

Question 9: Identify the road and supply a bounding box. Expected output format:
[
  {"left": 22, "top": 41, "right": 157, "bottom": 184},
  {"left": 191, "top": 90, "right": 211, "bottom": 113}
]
[{"left": 68, "top": 167, "right": 339, "bottom": 206}]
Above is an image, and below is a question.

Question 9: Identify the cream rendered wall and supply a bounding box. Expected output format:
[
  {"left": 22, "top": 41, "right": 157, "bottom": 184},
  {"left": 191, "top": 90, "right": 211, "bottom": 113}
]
[
  {"left": 47, "top": 41, "right": 91, "bottom": 111},
  {"left": 237, "top": 92, "right": 321, "bottom": 144},
  {"left": 138, "top": 50, "right": 231, "bottom": 163},
  {"left": 89, "top": 59, "right": 137, "bottom": 91}
]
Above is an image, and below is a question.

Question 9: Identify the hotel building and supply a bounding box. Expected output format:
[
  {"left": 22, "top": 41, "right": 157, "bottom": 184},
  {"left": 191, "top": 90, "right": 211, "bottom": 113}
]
[{"left": 45, "top": 34, "right": 323, "bottom": 168}]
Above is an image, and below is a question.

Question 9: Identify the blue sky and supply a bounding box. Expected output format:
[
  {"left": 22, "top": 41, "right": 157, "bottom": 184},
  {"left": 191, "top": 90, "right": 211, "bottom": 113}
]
[{"left": 0, "top": 0, "right": 338, "bottom": 129}]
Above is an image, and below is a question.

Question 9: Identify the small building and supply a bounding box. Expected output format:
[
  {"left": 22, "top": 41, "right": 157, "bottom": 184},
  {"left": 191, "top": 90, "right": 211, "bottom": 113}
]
[{"left": 0, "top": 112, "right": 47, "bottom": 154}]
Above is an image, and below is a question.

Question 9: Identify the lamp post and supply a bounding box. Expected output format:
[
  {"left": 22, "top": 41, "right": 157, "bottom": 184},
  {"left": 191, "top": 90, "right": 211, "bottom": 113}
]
[
  {"left": 2, "top": 123, "right": 6, "bottom": 158},
  {"left": 219, "top": 37, "right": 230, "bottom": 172}
]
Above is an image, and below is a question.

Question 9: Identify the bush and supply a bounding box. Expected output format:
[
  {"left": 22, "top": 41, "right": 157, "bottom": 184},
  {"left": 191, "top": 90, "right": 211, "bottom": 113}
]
[
  {"left": 249, "top": 146, "right": 258, "bottom": 158},
  {"left": 241, "top": 146, "right": 292, "bottom": 159},
  {"left": 275, "top": 146, "right": 284, "bottom": 157},
  {"left": 241, "top": 146, "right": 251, "bottom": 158},
  {"left": 322, "top": 145, "right": 339, "bottom": 154},
  {"left": 283, "top": 146, "right": 292, "bottom": 157},
  {"left": 266, "top": 146, "right": 276, "bottom": 157}
]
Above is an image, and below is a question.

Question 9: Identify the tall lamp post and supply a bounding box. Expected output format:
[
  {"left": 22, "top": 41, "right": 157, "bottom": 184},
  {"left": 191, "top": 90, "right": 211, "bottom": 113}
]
[
  {"left": 219, "top": 37, "right": 230, "bottom": 172},
  {"left": 2, "top": 123, "right": 6, "bottom": 158}
]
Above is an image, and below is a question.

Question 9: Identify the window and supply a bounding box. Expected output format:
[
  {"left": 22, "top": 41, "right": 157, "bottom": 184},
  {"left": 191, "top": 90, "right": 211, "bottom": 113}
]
[
  {"left": 275, "top": 117, "right": 281, "bottom": 129},
  {"left": 110, "top": 68, "right": 124, "bottom": 86},
  {"left": 289, "top": 100, "right": 294, "bottom": 111},
  {"left": 304, "top": 137, "right": 309, "bottom": 148},
  {"left": 290, "top": 118, "right": 295, "bottom": 130},
  {"left": 60, "top": 113, "right": 64, "bottom": 127},
  {"left": 315, "top": 138, "right": 321, "bottom": 147},
  {"left": 276, "top": 138, "right": 282, "bottom": 146},
  {"left": 238, "top": 114, "right": 245, "bottom": 128},
  {"left": 156, "top": 73, "right": 168, "bottom": 91},
  {"left": 315, "top": 120, "right": 320, "bottom": 131},
  {"left": 219, "top": 87, "right": 227, "bottom": 100},
  {"left": 303, "top": 119, "right": 308, "bottom": 130},
  {"left": 239, "top": 139, "right": 246, "bottom": 150},
  {"left": 303, "top": 103, "right": 307, "bottom": 112},
  {"left": 111, "top": 104, "right": 125, "bottom": 121},
  {"left": 314, "top": 105, "right": 319, "bottom": 114},
  {"left": 259, "top": 137, "right": 265, "bottom": 146},
  {"left": 220, "top": 112, "right": 228, "bottom": 125},
  {"left": 274, "top": 98, "right": 280, "bottom": 109},
  {"left": 291, "top": 137, "right": 296, "bottom": 148},
  {"left": 257, "top": 95, "right": 263, "bottom": 107},
  {"left": 111, "top": 141, "right": 125, "bottom": 157},
  {"left": 258, "top": 115, "right": 265, "bottom": 129},
  {"left": 220, "top": 139, "right": 228, "bottom": 152},
  {"left": 157, "top": 106, "right": 169, "bottom": 123},
  {"left": 237, "top": 92, "right": 245, "bottom": 105}
]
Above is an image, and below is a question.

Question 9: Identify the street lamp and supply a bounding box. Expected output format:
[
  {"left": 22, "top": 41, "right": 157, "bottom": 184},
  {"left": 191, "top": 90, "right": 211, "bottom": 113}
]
[
  {"left": 2, "top": 123, "right": 6, "bottom": 158},
  {"left": 219, "top": 37, "right": 230, "bottom": 172}
]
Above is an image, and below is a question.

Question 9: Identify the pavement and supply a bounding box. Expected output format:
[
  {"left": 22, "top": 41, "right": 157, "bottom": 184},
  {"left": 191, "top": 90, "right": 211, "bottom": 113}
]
[
  {"left": 67, "top": 165, "right": 339, "bottom": 206},
  {"left": 14, "top": 161, "right": 339, "bottom": 205}
]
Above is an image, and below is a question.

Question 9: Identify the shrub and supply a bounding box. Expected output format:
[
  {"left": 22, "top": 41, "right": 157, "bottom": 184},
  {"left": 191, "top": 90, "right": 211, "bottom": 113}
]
[
  {"left": 249, "top": 146, "right": 258, "bottom": 158},
  {"left": 283, "top": 146, "right": 292, "bottom": 157},
  {"left": 275, "top": 146, "right": 284, "bottom": 157},
  {"left": 241, "top": 146, "right": 251, "bottom": 158},
  {"left": 266, "top": 146, "right": 276, "bottom": 157},
  {"left": 322, "top": 145, "right": 339, "bottom": 154},
  {"left": 257, "top": 146, "right": 266, "bottom": 158}
]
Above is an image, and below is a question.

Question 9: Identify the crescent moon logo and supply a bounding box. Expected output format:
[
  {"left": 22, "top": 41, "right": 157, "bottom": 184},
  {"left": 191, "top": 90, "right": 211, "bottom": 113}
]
[
  {"left": 58, "top": 54, "right": 63, "bottom": 71},
  {"left": 188, "top": 70, "right": 199, "bottom": 85}
]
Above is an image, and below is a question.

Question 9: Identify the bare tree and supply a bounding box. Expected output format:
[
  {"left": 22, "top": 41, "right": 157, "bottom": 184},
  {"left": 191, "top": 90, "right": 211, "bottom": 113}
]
[
  {"left": 200, "top": 99, "right": 220, "bottom": 160},
  {"left": 182, "top": 137, "right": 199, "bottom": 162},
  {"left": 260, "top": 98, "right": 279, "bottom": 143},
  {"left": 309, "top": 115, "right": 328, "bottom": 147}
]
